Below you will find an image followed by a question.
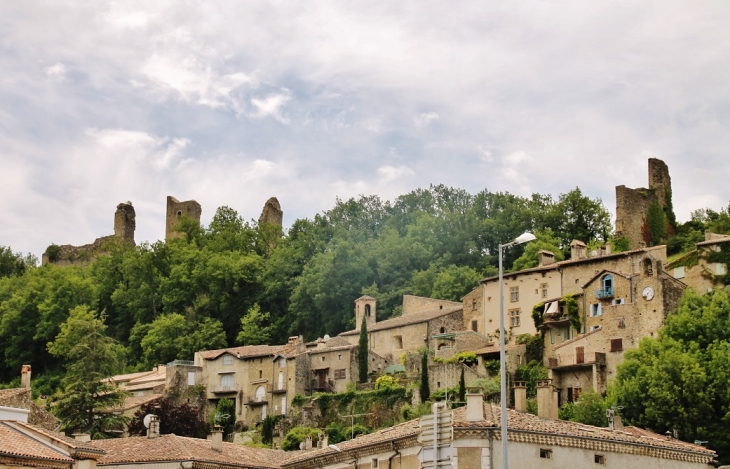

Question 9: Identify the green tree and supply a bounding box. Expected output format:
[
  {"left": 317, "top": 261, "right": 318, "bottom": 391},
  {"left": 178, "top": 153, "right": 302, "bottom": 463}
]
[
  {"left": 0, "top": 246, "right": 34, "bottom": 278},
  {"left": 140, "top": 314, "right": 226, "bottom": 367},
  {"left": 210, "top": 397, "right": 236, "bottom": 436},
  {"left": 358, "top": 316, "right": 368, "bottom": 383},
  {"left": 510, "top": 230, "right": 564, "bottom": 271},
  {"left": 47, "top": 306, "right": 127, "bottom": 438},
  {"left": 458, "top": 366, "right": 466, "bottom": 404},
  {"left": 237, "top": 303, "right": 272, "bottom": 346},
  {"left": 611, "top": 288, "right": 730, "bottom": 463},
  {"left": 559, "top": 390, "right": 608, "bottom": 427},
  {"left": 420, "top": 351, "right": 430, "bottom": 401}
]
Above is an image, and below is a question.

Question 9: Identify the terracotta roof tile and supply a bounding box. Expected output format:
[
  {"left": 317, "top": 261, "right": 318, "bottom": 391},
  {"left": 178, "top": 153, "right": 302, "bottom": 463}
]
[
  {"left": 0, "top": 421, "right": 74, "bottom": 463},
  {"left": 282, "top": 419, "right": 420, "bottom": 466},
  {"left": 198, "top": 345, "right": 287, "bottom": 360},
  {"left": 340, "top": 306, "right": 462, "bottom": 336},
  {"left": 473, "top": 343, "right": 521, "bottom": 355},
  {"left": 9, "top": 420, "right": 103, "bottom": 454},
  {"left": 123, "top": 380, "right": 165, "bottom": 392},
  {"left": 452, "top": 404, "right": 715, "bottom": 456},
  {"left": 115, "top": 393, "right": 163, "bottom": 412},
  {"left": 92, "top": 434, "right": 289, "bottom": 469}
]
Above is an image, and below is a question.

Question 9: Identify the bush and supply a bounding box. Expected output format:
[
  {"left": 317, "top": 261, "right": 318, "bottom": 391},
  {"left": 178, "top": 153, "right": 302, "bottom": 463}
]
[
  {"left": 281, "top": 426, "right": 320, "bottom": 451},
  {"left": 374, "top": 375, "right": 401, "bottom": 391}
]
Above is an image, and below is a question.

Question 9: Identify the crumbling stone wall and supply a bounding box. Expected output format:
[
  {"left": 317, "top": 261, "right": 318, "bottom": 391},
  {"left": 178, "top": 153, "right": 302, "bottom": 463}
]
[
  {"left": 165, "top": 196, "right": 202, "bottom": 240},
  {"left": 259, "top": 197, "right": 283, "bottom": 226},
  {"left": 43, "top": 202, "right": 136, "bottom": 266},
  {"left": 615, "top": 158, "right": 672, "bottom": 249}
]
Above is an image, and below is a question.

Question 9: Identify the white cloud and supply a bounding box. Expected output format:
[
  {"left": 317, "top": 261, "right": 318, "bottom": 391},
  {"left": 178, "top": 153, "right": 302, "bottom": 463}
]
[
  {"left": 44, "top": 63, "right": 66, "bottom": 78},
  {"left": 251, "top": 90, "right": 292, "bottom": 123},
  {"left": 415, "top": 111, "right": 440, "bottom": 127},
  {"left": 378, "top": 165, "right": 415, "bottom": 183}
]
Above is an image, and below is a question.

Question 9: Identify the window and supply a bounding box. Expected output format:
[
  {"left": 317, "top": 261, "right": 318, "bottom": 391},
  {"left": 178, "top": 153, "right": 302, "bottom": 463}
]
[
  {"left": 338, "top": 354, "right": 342, "bottom": 360},
  {"left": 334, "top": 369, "right": 346, "bottom": 380},
  {"left": 261, "top": 404, "right": 267, "bottom": 420},
  {"left": 510, "top": 286, "right": 519, "bottom": 302},
  {"left": 471, "top": 320, "right": 478, "bottom": 332},
  {"left": 541, "top": 283, "right": 548, "bottom": 298},
  {"left": 394, "top": 335, "right": 403, "bottom": 349},
  {"left": 364, "top": 304, "right": 371, "bottom": 317},
  {"left": 220, "top": 374, "right": 234, "bottom": 389},
  {"left": 618, "top": 318, "right": 625, "bottom": 329},
  {"left": 187, "top": 372, "right": 195, "bottom": 386},
  {"left": 255, "top": 385, "right": 266, "bottom": 402},
  {"left": 594, "top": 454, "right": 605, "bottom": 465},
  {"left": 371, "top": 458, "right": 379, "bottom": 468},
  {"left": 472, "top": 299, "right": 477, "bottom": 311},
  {"left": 674, "top": 266, "right": 685, "bottom": 279},
  {"left": 279, "top": 358, "right": 286, "bottom": 368},
  {"left": 644, "top": 258, "right": 654, "bottom": 277},
  {"left": 509, "top": 309, "right": 521, "bottom": 327},
  {"left": 259, "top": 370, "right": 263, "bottom": 379},
  {"left": 321, "top": 356, "right": 326, "bottom": 362},
  {"left": 550, "top": 329, "right": 556, "bottom": 344},
  {"left": 281, "top": 397, "right": 286, "bottom": 415},
  {"left": 223, "top": 355, "right": 233, "bottom": 366},
  {"left": 717, "top": 263, "right": 727, "bottom": 275},
  {"left": 610, "top": 338, "right": 623, "bottom": 352},
  {"left": 539, "top": 449, "right": 552, "bottom": 459},
  {"left": 590, "top": 303, "right": 602, "bottom": 317},
  {"left": 278, "top": 372, "right": 284, "bottom": 390},
  {"left": 440, "top": 327, "right": 446, "bottom": 334}
]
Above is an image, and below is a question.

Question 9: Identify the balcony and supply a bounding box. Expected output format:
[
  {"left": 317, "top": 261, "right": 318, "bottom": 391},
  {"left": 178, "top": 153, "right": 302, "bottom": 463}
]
[
  {"left": 595, "top": 287, "right": 614, "bottom": 299},
  {"left": 211, "top": 386, "right": 237, "bottom": 394},
  {"left": 246, "top": 397, "right": 268, "bottom": 406},
  {"left": 270, "top": 385, "right": 287, "bottom": 394}
]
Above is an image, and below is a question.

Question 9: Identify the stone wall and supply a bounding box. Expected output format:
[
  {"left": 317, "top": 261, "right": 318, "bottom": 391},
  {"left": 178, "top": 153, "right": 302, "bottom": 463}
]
[
  {"left": 166, "top": 196, "right": 202, "bottom": 240},
  {"left": 259, "top": 197, "right": 283, "bottom": 226},
  {"left": 402, "top": 295, "right": 460, "bottom": 316},
  {"left": 0, "top": 388, "right": 60, "bottom": 430},
  {"left": 615, "top": 158, "right": 672, "bottom": 249},
  {"left": 113, "top": 202, "right": 136, "bottom": 243}
]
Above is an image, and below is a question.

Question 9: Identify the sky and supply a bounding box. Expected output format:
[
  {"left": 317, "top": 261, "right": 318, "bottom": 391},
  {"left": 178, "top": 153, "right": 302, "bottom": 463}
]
[{"left": 1, "top": 1, "right": 729, "bottom": 258}]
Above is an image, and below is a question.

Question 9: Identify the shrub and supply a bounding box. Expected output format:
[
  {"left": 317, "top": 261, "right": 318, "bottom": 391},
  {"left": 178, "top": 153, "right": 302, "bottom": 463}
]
[
  {"left": 281, "top": 426, "right": 320, "bottom": 451},
  {"left": 374, "top": 375, "right": 401, "bottom": 391}
]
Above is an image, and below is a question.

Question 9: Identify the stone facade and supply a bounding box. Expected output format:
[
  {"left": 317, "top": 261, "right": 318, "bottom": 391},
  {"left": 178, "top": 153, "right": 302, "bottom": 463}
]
[
  {"left": 666, "top": 233, "right": 730, "bottom": 293},
  {"left": 615, "top": 158, "right": 672, "bottom": 249},
  {"left": 165, "top": 195, "right": 202, "bottom": 240},
  {"left": 43, "top": 202, "right": 136, "bottom": 266},
  {"left": 402, "top": 295, "right": 460, "bottom": 316},
  {"left": 0, "top": 388, "right": 59, "bottom": 431}
]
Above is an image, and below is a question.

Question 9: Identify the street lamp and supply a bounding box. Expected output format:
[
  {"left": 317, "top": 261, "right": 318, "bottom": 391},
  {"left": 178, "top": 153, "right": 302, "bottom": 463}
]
[{"left": 498, "top": 231, "right": 536, "bottom": 469}]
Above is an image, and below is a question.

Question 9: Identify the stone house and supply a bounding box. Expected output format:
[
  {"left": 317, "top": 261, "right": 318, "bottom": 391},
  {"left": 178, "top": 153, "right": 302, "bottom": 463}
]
[
  {"left": 667, "top": 231, "right": 730, "bottom": 293},
  {"left": 194, "top": 342, "right": 297, "bottom": 425},
  {"left": 542, "top": 260, "right": 686, "bottom": 405},
  {"left": 0, "top": 365, "right": 60, "bottom": 430},
  {"left": 280, "top": 391, "right": 716, "bottom": 469},
  {"left": 338, "top": 295, "right": 465, "bottom": 364}
]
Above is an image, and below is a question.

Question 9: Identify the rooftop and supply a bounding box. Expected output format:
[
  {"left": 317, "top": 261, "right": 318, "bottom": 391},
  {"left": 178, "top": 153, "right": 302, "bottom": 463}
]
[
  {"left": 340, "top": 305, "right": 462, "bottom": 336},
  {"left": 197, "top": 344, "right": 288, "bottom": 361}
]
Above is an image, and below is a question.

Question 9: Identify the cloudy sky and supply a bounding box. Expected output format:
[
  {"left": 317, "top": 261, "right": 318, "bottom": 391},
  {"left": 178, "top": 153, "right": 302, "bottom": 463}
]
[{"left": 1, "top": 2, "right": 729, "bottom": 257}]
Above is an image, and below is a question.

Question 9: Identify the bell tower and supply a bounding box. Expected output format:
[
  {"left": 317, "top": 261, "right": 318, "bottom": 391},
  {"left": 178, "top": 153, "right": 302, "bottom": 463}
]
[{"left": 355, "top": 295, "right": 377, "bottom": 331}]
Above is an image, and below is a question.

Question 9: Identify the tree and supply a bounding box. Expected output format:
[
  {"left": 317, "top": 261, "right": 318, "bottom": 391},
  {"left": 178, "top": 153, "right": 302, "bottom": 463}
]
[
  {"left": 47, "top": 306, "right": 127, "bottom": 438},
  {"left": 140, "top": 313, "right": 226, "bottom": 367},
  {"left": 559, "top": 390, "right": 608, "bottom": 427},
  {"left": 510, "top": 230, "right": 565, "bottom": 271},
  {"left": 237, "top": 303, "right": 272, "bottom": 346},
  {"left": 458, "top": 366, "right": 466, "bottom": 403},
  {"left": 128, "top": 397, "right": 210, "bottom": 438},
  {"left": 210, "top": 397, "right": 236, "bottom": 436},
  {"left": 0, "top": 246, "right": 33, "bottom": 278},
  {"left": 358, "top": 316, "right": 368, "bottom": 383},
  {"left": 611, "top": 288, "right": 730, "bottom": 463},
  {"left": 420, "top": 351, "right": 430, "bottom": 401}
]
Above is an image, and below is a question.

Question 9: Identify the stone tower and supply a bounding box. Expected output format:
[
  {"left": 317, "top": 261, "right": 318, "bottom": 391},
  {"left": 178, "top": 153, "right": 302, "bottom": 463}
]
[
  {"left": 355, "top": 295, "right": 377, "bottom": 331},
  {"left": 615, "top": 158, "right": 673, "bottom": 249},
  {"left": 166, "top": 196, "right": 202, "bottom": 240},
  {"left": 259, "top": 197, "right": 283, "bottom": 226},
  {"left": 114, "top": 202, "right": 136, "bottom": 245}
]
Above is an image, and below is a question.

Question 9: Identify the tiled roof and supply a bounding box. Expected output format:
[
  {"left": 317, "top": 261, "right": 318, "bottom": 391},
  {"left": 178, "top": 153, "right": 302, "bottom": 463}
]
[
  {"left": 452, "top": 404, "right": 715, "bottom": 456},
  {"left": 340, "top": 306, "right": 462, "bottom": 336},
  {"left": 480, "top": 245, "right": 667, "bottom": 283},
  {"left": 0, "top": 421, "right": 74, "bottom": 464},
  {"left": 0, "top": 388, "right": 28, "bottom": 401},
  {"left": 198, "top": 344, "right": 288, "bottom": 360},
  {"left": 123, "top": 380, "right": 165, "bottom": 392},
  {"left": 115, "top": 393, "right": 163, "bottom": 412},
  {"left": 108, "top": 370, "right": 156, "bottom": 384},
  {"left": 5, "top": 420, "right": 104, "bottom": 456},
  {"left": 472, "top": 343, "right": 521, "bottom": 355},
  {"left": 697, "top": 236, "right": 730, "bottom": 247},
  {"left": 356, "top": 295, "right": 376, "bottom": 301},
  {"left": 92, "top": 434, "right": 289, "bottom": 469},
  {"left": 282, "top": 419, "right": 421, "bottom": 466}
]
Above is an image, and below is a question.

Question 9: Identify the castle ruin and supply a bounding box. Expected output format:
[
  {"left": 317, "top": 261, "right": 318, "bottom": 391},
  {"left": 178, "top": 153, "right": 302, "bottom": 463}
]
[
  {"left": 615, "top": 158, "right": 674, "bottom": 249},
  {"left": 165, "top": 196, "right": 202, "bottom": 240},
  {"left": 258, "top": 197, "right": 283, "bottom": 226},
  {"left": 43, "top": 202, "right": 136, "bottom": 266}
]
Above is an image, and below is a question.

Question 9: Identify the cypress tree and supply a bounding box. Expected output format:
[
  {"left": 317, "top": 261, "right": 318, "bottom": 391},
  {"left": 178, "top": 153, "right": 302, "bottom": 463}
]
[
  {"left": 458, "top": 366, "right": 466, "bottom": 403},
  {"left": 358, "top": 316, "right": 368, "bottom": 383},
  {"left": 420, "top": 351, "right": 430, "bottom": 401}
]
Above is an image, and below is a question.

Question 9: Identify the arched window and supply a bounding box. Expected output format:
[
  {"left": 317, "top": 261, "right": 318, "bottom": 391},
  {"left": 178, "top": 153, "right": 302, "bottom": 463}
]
[
  {"left": 439, "top": 327, "right": 446, "bottom": 334},
  {"left": 364, "top": 304, "right": 371, "bottom": 317},
  {"left": 255, "top": 385, "right": 266, "bottom": 402},
  {"left": 644, "top": 258, "right": 654, "bottom": 277}
]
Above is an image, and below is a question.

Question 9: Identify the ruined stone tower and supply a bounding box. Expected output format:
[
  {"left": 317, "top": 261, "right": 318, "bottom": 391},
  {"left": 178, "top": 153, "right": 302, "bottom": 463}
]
[
  {"left": 114, "top": 202, "right": 136, "bottom": 245},
  {"left": 615, "top": 158, "right": 673, "bottom": 249},
  {"left": 165, "top": 196, "right": 202, "bottom": 240},
  {"left": 355, "top": 295, "right": 377, "bottom": 331},
  {"left": 258, "top": 197, "right": 283, "bottom": 226}
]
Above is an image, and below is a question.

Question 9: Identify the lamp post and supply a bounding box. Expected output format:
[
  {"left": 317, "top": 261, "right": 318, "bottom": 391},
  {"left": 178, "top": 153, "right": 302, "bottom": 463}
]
[{"left": 498, "top": 231, "right": 536, "bottom": 469}]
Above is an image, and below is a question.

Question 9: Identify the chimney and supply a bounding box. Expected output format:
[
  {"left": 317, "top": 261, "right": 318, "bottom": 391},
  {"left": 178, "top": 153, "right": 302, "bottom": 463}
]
[
  {"left": 513, "top": 382, "right": 527, "bottom": 413},
  {"left": 147, "top": 415, "right": 160, "bottom": 439},
  {"left": 305, "top": 435, "right": 313, "bottom": 450},
  {"left": 466, "top": 388, "right": 485, "bottom": 422},
  {"left": 537, "top": 379, "right": 557, "bottom": 420},
  {"left": 318, "top": 433, "right": 328, "bottom": 449},
  {"left": 570, "top": 240, "right": 586, "bottom": 261},
  {"left": 211, "top": 425, "right": 223, "bottom": 452},
  {"left": 73, "top": 434, "right": 91, "bottom": 442},
  {"left": 538, "top": 250, "right": 555, "bottom": 267},
  {"left": 613, "top": 415, "right": 624, "bottom": 431},
  {"left": 20, "top": 365, "right": 31, "bottom": 389}
]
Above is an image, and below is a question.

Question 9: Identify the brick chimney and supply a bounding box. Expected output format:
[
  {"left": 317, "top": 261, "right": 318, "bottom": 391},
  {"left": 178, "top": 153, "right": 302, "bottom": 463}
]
[
  {"left": 211, "top": 425, "right": 223, "bottom": 452},
  {"left": 73, "top": 434, "right": 91, "bottom": 442},
  {"left": 513, "top": 381, "right": 527, "bottom": 413},
  {"left": 147, "top": 415, "right": 160, "bottom": 439},
  {"left": 537, "top": 379, "right": 558, "bottom": 420},
  {"left": 305, "top": 435, "right": 313, "bottom": 450},
  {"left": 20, "top": 365, "right": 31, "bottom": 389},
  {"left": 570, "top": 240, "right": 586, "bottom": 261},
  {"left": 538, "top": 250, "right": 556, "bottom": 266},
  {"left": 466, "top": 389, "right": 485, "bottom": 422}
]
